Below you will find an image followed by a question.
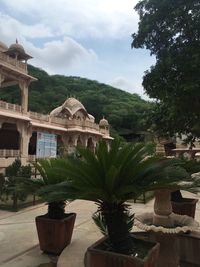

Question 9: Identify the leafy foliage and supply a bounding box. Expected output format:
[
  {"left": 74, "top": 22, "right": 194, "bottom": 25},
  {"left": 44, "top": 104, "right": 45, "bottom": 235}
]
[
  {"left": 0, "top": 159, "right": 32, "bottom": 210},
  {"left": 132, "top": 0, "right": 200, "bottom": 142},
  {"left": 31, "top": 159, "right": 70, "bottom": 219},
  {"left": 92, "top": 208, "right": 134, "bottom": 238}
]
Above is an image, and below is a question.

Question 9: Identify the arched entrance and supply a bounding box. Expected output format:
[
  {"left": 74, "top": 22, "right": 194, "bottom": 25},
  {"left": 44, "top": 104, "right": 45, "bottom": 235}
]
[
  {"left": 57, "top": 135, "right": 65, "bottom": 156},
  {"left": 0, "top": 123, "right": 20, "bottom": 149},
  {"left": 28, "top": 132, "right": 37, "bottom": 155},
  {"left": 87, "top": 137, "right": 94, "bottom": 152},
  {"left": 77, "top": 135, "right": 83, "bottom": 147}
]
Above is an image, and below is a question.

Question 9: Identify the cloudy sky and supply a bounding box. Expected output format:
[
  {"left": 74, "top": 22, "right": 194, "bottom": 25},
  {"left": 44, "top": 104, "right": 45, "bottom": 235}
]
[{"left": 0, "top": 0, "right": 155, "bottom": 98}]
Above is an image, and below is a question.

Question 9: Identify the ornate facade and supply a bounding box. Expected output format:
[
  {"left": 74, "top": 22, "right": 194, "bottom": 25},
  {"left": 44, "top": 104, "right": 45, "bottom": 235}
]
[{"left": 0, "top": 40, "right": 112, "bottom": 170}]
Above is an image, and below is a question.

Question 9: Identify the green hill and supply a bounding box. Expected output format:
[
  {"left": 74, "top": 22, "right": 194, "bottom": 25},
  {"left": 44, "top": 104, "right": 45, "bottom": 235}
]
[{"left": 0, "top": 65, "right": 152, "bottom": 139}]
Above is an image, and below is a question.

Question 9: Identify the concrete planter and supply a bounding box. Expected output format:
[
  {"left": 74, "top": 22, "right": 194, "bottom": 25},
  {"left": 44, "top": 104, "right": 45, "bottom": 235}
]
[
  {"left": 171, "top": 198, "right": 198, "bottom": 218},
  {"left": 36, "top": 212, "right": 76, "bottom": 255},
  {"left": 84, "top": 234, "right": 160, "bottom": 267}
]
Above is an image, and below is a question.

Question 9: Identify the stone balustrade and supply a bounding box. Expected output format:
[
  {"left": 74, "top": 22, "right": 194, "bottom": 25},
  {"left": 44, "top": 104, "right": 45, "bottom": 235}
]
[
  {"left": 0, "top": 149, "right": 20, "bottom": 158},
  {"left": 0, "top": 100, "right": 22, "bottom": 112},
  {"left": 29, "top": 111, "right": 49, "bottom": 122},
  {"left": 0, "top": 51, "right": 27, "bottom": 73}
]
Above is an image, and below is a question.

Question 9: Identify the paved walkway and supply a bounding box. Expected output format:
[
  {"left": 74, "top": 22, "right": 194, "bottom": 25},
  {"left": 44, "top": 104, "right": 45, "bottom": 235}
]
[{"left": 0, "top": 191, "right": 199, "bottom": 267}]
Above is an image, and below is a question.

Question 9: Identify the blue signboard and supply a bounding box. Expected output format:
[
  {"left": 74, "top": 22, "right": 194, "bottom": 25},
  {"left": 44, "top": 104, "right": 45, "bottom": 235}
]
[{"left": 36, "top": 132, "right": 57, "bottom": 158}]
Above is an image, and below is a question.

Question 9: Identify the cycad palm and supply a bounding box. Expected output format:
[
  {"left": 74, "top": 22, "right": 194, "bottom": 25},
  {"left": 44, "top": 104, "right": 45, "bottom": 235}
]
[
  {"left": 38, "top": 140, "right": 189, "bottom": 254},
  {"left": 26, "top": 159, "right": 70, "bottom": 219}
]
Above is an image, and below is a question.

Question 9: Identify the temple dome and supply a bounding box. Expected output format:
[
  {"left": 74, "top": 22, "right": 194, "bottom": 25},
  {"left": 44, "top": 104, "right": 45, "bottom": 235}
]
[
  {"left": 0, "top": 41, "right": 8, "bottom": 52},
  {"left": 62, "top": 98, "right": 87, "bottom": 115},
  {"left": 8, "top": 42, "right": 25, "bottom": 54},
  {"left": 50, "top": 97, "right": 89, "bottom": 118},
  {"left": 99, "top": 117, "right": 109, "bottom": 127},
  {"left": 5, "top": 40, "right": 32, "bottom": 60}
]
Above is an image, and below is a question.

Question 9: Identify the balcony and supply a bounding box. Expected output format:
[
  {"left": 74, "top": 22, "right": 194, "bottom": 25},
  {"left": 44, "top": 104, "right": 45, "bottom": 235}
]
[{"left": 0, "top": 51, "right": 27, "bottom": 73}]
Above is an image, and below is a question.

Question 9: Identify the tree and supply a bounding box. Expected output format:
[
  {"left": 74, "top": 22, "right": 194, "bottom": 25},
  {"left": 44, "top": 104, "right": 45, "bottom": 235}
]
[
  {"left": 1, "top": 159, "right": 32, "bottom": 210},
  {"left": 132, "top": 0, "right": 200, "bottom": 142}
]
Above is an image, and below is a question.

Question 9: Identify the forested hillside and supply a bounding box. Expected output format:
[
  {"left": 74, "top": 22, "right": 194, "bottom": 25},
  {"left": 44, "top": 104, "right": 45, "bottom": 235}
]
[{"left": 0, "top": 65, "right": 152, "bottom": 138}]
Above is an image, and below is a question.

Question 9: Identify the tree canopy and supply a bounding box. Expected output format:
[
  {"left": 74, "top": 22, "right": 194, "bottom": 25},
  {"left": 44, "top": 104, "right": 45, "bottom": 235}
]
[{"left": 132, "top": 0, "right": 200, "bottom": 142}]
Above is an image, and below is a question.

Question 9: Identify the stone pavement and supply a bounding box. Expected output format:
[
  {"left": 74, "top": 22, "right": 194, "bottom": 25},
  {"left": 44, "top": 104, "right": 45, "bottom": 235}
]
[{"left": 0, "top": 191, "right": 199, "bottom": 267}]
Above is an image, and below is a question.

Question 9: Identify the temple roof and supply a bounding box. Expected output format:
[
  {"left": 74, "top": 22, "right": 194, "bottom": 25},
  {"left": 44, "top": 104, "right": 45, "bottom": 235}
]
[
  {"left": 50, "top": 97, "right": 89, "bottom": 118},
  {"left": 4, "top": 40, "right": 32, "bottom": 61},
  {"left": 99, "top": 117, "right": 109, "bottom": 127}
]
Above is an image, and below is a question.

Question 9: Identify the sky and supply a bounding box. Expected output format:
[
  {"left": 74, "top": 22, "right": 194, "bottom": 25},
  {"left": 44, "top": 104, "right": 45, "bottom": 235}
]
[{"left": 0, "top": 0, "right": 155, "bottom": 99}]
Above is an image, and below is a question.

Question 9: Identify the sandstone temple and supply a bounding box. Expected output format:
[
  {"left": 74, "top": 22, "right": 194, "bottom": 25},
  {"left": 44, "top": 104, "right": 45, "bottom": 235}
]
[{"left": 0, "top": 40, "right": 112, "bottom": 171}]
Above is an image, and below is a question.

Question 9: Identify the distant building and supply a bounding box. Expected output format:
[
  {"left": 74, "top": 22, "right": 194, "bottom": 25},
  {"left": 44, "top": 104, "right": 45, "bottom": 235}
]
[
  {"left": 155, "top": 135, "right": 200, "bottom": 159},
  {"left": 0, "top": 40, "right": 112, "bottom": 170}
]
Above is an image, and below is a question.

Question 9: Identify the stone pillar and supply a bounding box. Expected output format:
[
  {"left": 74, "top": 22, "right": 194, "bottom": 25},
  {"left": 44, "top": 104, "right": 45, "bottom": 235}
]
[
  {"left": 93, "top": 140, "right": 97, "bottom": 153},
  {"left": 151, "top": 189, "right": 180, "bottom": 267},
  {"left": 82, "top": 135, "right": 88, "bottom": 148},
  {"left": 17, "top": 122, "right": 32, "bottom": 165},
  {"left": 0, "top": 73, "right": 5, "bottom": 87},
  {"left": 153, "top": 189, "right": 174, "bottom": 227},
  {"left": 19, "top": 80, "right": 29, "bottom": 114},
  {"left": 74, "top": 135, "right": 78, "bottom": 147}
]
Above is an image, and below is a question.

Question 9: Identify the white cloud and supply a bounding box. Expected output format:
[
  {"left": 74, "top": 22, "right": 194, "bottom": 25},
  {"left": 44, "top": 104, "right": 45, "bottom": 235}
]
[
  {"left": 0, "top": 13, "right": 97, "bottom": 74},
  {"left": 0, "top": 13, "right": 53, "bottom": 41},
  {"left": 30, "top": 37, "right": 97, "bottom": 74},
  {"left": 0, "top": 0, "right": 139, "bottom": 39}
]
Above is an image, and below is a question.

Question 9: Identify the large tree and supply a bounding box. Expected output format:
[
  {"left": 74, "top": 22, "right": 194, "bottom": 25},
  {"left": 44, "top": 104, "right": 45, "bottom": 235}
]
[{"left": 132, "top": 0, "right": 200, "bottom": 143}]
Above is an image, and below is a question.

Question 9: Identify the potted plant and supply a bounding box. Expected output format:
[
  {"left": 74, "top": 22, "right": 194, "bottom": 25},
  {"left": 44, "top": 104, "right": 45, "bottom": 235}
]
[
  {"left": 31, "top": 159, "right": 76, "bottom": 255},
  {"left": 39, "top": 140, "right": 190, "bottom": 266},
  {"left": 171, "top": 158, "right": 200, "bottom": 218}
]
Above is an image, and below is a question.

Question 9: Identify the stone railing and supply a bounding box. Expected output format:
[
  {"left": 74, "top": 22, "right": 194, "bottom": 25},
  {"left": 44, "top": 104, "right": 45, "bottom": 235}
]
[
  {"left": 0, "top": 51, "right": 27, "bottom": 73},
  {"left": 0, "top": 149, "right": 20, "bottom": 158},
  {"left": 0, "top": 100, "right": 22, "bottom": 112},
  {"left": 29, "top": 111, "right": 49, "bottom": 122}
]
